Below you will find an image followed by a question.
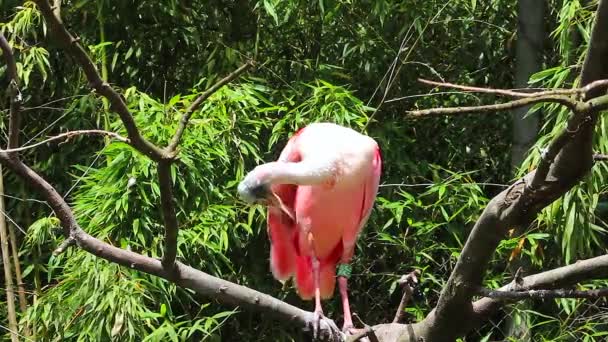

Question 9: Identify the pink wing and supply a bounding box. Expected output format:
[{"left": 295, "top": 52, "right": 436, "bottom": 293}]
[
  {"left": 267, "top": 130, "right": 303, "bottom": 281},
  {"left": 341, "top": 145, "right": 382, "bottom": 262},
  {"left": 295, "top": 144, "right": 382, "bottom": 300}
]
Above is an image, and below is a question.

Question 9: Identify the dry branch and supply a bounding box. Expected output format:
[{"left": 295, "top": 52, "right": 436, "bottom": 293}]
[
  {"left": 418, "top": 78, "right": 608, "bottom": 98},
  {"left": 471, "top": 253, "right": 608, "bottom": 327},
  {"left": 160, "top": 61, "right": 254, "bottom": 268},
  {"left": 0, "top": 130, "right": 129, "bottom": 153},
  {"left": 593, "top": 153, "right": 608, "bottom": 161},
  {"left": 407, "top": 95, "right": 578, "bottom": 117},
  {"left": 392, "top": 270, "right": 420, "bottom": 323},
  {"left": 33, "top": 0, "right": 166, "bottom": 161}
]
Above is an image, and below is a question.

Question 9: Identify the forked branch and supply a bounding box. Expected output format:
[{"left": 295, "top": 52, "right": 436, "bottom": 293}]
[
  {"left": 167, "top": 61, "right": 254, "bottom": 151},
  {"left": 33, "top": 0, "right": 165, "bottom": 161}
]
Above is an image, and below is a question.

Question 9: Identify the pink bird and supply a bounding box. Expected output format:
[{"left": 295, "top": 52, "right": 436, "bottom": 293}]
[{"left": 237, "top": 122, "right": 382, "bottom": 334}]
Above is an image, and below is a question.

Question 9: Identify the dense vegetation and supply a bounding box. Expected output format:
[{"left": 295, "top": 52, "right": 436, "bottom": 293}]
[{"left": 2, "top": 0, "right": 608, "bottom": 341}]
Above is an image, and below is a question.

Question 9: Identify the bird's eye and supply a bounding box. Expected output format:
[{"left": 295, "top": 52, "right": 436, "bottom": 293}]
[{"left": 249, "top": 183, "right": 271, "bottom": 200}]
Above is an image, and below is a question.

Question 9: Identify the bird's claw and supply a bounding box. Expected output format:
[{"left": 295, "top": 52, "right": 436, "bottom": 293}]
[
  {"left": 312, "top": 309, "right": 324, "bottom": 340},
  {"left": 306, "top": 311, "right": 343, "bottom": 341},
  {"left": 341, "top": 323, "right": 355, "bottom": 334}
]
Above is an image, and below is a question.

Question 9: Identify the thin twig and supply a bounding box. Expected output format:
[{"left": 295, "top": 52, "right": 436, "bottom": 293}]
[
  {"left": 53, "top": 236, "right": 75, "bottom": 255},
  {"left": 593, "top": 153, "right": 608, "bottom": 161},
  {"left": 478, "top": 287, "right": 608, "bottom": 300},
  {"left": 418, "top": 78, "right": 608, "bottom": 98},
  {"left": 167, "top": 61, "right": 254, "bottom": 151},
  {"left": 0, "top": 130, "right": 129, "bottom": 153}
]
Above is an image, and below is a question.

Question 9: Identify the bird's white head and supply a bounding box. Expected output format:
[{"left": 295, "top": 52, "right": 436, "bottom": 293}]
[{"left": 237, "top": 172, "right": 271, "bottom": 205}]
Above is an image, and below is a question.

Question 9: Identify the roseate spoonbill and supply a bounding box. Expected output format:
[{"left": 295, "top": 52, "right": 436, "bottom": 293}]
[{"left": 237, "top": 122, "right": 382, "bottom": 334}]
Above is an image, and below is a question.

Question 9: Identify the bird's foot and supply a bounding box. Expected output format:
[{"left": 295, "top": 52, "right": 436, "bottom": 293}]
[
  {"left": 341, "top": 322, "right": 355, "bottom": 334},
  {"left": 312, "top": 308, "right": 324, "bottom": 339},
  {"left": 306, "top": 310, "right": 343, "bottom": 341}
]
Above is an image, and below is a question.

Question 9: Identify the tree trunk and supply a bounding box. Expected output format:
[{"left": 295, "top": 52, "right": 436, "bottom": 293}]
[
  {"left": 511, "top": 0, "right": 545, "bottom": 170},
  {"left": 0, "top": 165, "right": 19, "bottom": 342}
]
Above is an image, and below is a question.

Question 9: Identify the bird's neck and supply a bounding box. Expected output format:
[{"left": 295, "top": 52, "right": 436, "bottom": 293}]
[{"left": 257, "top": 160, "right": 335, "bottom": 186}]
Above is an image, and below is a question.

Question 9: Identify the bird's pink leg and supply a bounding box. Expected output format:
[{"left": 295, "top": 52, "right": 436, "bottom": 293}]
[
  {"left": 312, "top": 255, "right": 323, "bottom": 315},
  {"left": 337, "top": 263, "right": 354, "bottom": 332},
  {"left": 338, "top": 276, "right": 353, "bottom": 331},
  {"left": 308, "top": 233, "right": 325, "bottom": 338}
]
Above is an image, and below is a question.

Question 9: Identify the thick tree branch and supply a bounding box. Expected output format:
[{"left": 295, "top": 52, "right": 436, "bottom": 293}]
[
  {"left": 33, "top": 0, "right": 166, "bottom": 161},
  {"left": 0, "top": 33, "right": 22, "bottom": 151},
  {"left": 416, "top": 2, "right": 608, "bottom": 341},
  {"left": 0, "top": 130, "right": 129, "bottom": 153},
  {"left": 0, "top": 152, "right": 345, "bottom": 340},
  {"left": 167, "top": 61, "right": 254, "bottom": 152}
]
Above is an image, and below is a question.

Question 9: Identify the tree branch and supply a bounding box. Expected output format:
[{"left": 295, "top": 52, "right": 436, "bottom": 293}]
[
  {"left": 478, "top": 287, "right": 608, "bottom": 300},
  {"left": 0, "top": 152, "right": 344, "bottom": 340},
  {"left": 472, "top": 253, "right": 608, "bottom": 325},
  {"left": 158, "top": 161, "right": 179, "bottom": 269},
  {"left": 418, "top": 2, "right": 608, "bottom": 341},
  {"left": 392, "top": 270, "right": 420, "bottom": 323},
  {"left": 593, "top": 153, "right": 608, "bottom": 161},
  {"left": 406, "top": 95, "right": 577, "bottom": 117},
  {"left": 33, "top": 0, "right": 166, "bottom": 161},
  {"left": 418, "top": 78, "right": 608, "bottom": 98},
  {"left": 161, "top": 62, "right": 253, "bottom": 268},
  {"left": 0, "top": 130, "right": 129, "bottom": 153},
  {"left": 166, "top": 61, "right": 254, "bottom": 152},
  {"left": 0, "top": 33, "right": 22, "bottom": 151}
]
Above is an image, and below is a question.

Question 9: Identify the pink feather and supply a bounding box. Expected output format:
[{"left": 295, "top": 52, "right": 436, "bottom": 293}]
[{"left": 263, "top": 123, "right": 382, "bottom": 300}]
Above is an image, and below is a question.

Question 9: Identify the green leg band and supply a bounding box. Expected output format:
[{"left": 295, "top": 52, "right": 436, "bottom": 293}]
[{"left": 336, "top": 263, "right": 352, "bottom": 278}]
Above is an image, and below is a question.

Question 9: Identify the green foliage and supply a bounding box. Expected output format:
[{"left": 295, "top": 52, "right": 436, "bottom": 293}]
[{"left": 1, "top": 0, "right": 606, "bottom": 341}]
